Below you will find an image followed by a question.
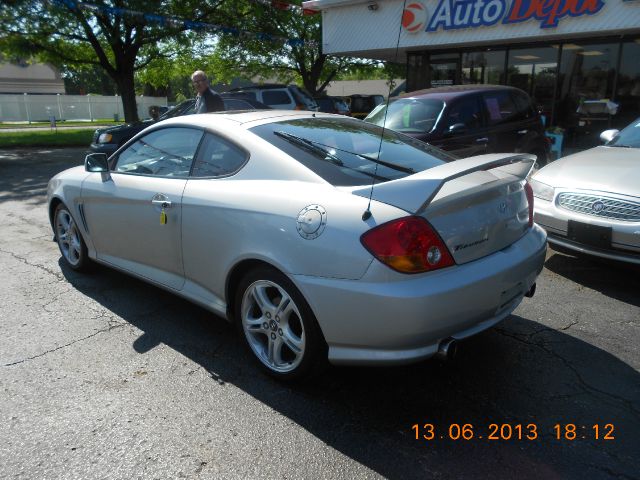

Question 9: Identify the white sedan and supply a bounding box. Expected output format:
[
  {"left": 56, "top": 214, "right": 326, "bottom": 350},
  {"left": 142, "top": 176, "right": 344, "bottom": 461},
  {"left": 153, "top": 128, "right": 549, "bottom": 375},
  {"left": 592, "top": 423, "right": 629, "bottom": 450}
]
[
  {"left": 532, "top": 119, "right": 640, "bottom": 265},
  {"left": 48, "top": 110, "right": 546, "bottom": 379}
]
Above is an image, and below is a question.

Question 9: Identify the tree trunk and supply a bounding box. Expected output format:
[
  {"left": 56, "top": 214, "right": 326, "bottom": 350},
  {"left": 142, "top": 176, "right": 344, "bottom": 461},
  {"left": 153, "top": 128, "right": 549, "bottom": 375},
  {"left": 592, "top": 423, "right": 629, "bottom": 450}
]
[{"left": 115, "top": 71, "right": 139, "bottom": 123}]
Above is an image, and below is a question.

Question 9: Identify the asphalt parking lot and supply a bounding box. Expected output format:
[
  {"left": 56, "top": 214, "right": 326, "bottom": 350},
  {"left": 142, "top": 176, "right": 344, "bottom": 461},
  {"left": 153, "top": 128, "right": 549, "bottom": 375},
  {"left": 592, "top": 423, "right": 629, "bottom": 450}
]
[{"left": 1, "top": 147, "right": 638, "bottom": 480}]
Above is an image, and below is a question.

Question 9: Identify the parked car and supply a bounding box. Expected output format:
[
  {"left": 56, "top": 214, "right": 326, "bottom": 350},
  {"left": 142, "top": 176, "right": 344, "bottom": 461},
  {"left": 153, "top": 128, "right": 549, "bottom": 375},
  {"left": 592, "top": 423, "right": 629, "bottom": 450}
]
[
  {"left": 346, "top": 94, "right": 385, "bottom": 119},
  {"left": 365, "top": 85, "right": 550, "bottom": 166},
  {"left": 89, "top": 96, "right": 270, "bottom": 156},
  {"left": 531, "top": 119, "right": 640, "bottom": 265},
  {"left": 314, "top": 95, "right": 351, "bottom": 115},
  {"left": 226, "top": 84, "right": 319, "bottom": 111},
  {"left": 49, "top": 110, "right": 546, "bottom": 380}
]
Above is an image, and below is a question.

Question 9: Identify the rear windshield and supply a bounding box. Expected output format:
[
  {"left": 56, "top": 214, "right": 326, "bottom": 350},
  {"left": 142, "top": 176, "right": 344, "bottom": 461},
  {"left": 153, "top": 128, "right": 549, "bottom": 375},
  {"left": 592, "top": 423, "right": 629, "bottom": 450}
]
[
  {"left": 366, "top": 99, "right": 445, "bottom": 134},
  {"left": 250, "top": 117, "right": 455, "bottom": 186}
]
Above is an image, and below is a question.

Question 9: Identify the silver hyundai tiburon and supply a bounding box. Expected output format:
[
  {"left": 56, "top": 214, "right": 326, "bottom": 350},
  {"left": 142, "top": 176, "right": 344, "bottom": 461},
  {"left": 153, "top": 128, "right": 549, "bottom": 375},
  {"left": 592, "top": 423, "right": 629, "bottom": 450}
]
[{"left": 47, "top": 110, "right": 546, "bottom": 379}]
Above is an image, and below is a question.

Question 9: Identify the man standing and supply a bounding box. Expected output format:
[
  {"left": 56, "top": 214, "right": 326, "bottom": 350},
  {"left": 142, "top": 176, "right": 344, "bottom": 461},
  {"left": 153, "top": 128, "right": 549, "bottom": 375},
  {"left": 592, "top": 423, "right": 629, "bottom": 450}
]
[{"left": 191, "top": 70, "right": 224, "bottom": 113}]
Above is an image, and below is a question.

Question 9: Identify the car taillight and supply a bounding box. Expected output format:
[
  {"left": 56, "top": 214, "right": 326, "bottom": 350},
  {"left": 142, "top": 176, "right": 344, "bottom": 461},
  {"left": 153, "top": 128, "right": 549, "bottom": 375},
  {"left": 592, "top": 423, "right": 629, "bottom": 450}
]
[
  {"left": 360, "top": 216, "right": 455, "bottom": 274},
  {"left": 524, "top": 181, "right": 534, "bottom": 227}
]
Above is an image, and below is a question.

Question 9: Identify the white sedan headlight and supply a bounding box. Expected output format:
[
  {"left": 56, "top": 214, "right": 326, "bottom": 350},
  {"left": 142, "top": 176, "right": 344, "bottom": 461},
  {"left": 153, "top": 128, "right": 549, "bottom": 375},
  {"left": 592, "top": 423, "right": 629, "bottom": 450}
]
[
  {"left": 530, "top": 178, "right": 555, "bottom": 202},
  {"left": 98, "top": 133, "right": 113, "bottom": 144}
]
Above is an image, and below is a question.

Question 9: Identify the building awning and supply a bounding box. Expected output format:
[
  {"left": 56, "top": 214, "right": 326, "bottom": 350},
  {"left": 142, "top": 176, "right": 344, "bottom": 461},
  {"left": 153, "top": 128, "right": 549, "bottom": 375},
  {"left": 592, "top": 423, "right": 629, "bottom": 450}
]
[{"left": 302, "top": 0, "right": 372, "bottom": 13}]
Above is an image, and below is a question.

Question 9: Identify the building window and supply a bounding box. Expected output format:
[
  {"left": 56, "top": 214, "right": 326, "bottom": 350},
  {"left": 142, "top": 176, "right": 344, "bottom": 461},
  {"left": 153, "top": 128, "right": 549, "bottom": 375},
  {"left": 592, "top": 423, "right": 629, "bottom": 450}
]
[
  {"left": 462, "top": 51, "right": 506, "bottom": 85},
  {"left": 557, "top": 42, "right": 620, "bottom": 147},
  {"left": 429, "top": 53, "right": 460, "bottom": 88},
  {"left": 506, "top": 47, "right": 558, "bottom": 122},
  {"left": 407, "top": 52, "right": 428, "bottom": 92},
  {"left": 615, "top": 40, "right": 640, "bottom": 129}
]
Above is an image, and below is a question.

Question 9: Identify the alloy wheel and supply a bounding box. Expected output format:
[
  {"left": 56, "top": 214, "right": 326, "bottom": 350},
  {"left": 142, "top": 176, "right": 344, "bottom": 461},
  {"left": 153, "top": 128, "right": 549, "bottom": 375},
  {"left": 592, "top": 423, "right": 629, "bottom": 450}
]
[
  {"left": 240, "top": 279, "right": 306, "bottom": 374},
  {"left": 56, "top": 209, "right": 82, "bottom": 267}
]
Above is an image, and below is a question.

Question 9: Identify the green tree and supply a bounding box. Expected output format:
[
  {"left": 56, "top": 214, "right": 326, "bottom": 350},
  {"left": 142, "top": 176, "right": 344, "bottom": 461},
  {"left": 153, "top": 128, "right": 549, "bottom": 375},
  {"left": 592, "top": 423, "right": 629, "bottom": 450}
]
[
  {"left": 0, "top": 0, "right": 227, "bottom": 121},
  {"left": 213, "top": 1, "right": 382, "bottom": 96}
]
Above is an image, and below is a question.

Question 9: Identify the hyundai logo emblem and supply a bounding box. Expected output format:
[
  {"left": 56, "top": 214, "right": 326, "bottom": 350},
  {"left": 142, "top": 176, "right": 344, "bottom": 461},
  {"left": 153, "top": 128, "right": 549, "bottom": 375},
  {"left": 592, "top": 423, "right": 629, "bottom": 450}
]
[{"left": 592, "top": 201, "right": 605, "bottom": 213}]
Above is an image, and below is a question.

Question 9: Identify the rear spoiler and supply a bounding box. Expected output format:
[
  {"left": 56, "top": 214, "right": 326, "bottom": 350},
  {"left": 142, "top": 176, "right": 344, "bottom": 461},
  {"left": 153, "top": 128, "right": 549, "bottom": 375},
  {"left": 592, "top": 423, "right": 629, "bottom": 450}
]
[{"left": 352, "top": 153, "right": 535, "bottom": 214}]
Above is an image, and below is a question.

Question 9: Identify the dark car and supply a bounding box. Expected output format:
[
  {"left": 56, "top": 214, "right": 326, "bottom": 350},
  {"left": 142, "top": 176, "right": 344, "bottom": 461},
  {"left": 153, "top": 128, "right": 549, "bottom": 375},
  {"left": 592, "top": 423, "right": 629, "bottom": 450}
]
[
  {"left": 90, "top": 96, "right": 270, "bottom": 156},
  {"left": 347, "top": 94, "right": 385, "bottom": 119},
  {"left": 365, "top": 85, "right": 550, "bottom": 166},
  {"left": 226, "top": 84, "right": 319, "bottom": 111},
  {"left": 314, "top": 96, "right": 351, "bottom": 115}
]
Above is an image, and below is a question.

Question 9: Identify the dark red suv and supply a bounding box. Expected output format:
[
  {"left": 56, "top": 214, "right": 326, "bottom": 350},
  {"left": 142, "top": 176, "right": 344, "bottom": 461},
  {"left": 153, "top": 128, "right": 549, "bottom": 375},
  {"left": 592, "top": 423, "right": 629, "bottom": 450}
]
[{"left": 365, "top": 85, "right": 550, "bottom": 166}]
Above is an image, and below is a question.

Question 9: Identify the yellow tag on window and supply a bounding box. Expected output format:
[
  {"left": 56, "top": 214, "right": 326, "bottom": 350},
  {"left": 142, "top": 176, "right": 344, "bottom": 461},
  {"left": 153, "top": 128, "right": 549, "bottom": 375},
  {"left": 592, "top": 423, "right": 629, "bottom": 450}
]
[{"left": 160, "top": 210, "right": 167, "bottom": 225}]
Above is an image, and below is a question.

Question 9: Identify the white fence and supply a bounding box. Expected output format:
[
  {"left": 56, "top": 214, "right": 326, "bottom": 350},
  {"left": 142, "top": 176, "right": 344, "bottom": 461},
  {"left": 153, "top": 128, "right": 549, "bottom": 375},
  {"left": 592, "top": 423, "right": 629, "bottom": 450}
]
[{"left": 0, "top": 94, "right": 168, "bottom": 122}]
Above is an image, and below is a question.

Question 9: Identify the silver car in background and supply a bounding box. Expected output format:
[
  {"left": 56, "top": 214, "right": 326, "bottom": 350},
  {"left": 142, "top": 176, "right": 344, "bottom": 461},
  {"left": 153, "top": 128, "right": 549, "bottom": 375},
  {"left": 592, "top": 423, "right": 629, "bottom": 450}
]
[
  {"left": 47, "top": 111, "right": 546, "bottom": 380},
  {"left": 532, "top": 119, "right": 640, "bottom": 265}
]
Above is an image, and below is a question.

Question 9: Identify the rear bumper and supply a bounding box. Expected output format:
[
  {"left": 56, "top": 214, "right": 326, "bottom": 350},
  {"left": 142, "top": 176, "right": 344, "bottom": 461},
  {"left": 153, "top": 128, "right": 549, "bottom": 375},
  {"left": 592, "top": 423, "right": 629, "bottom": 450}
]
[{"left": 293, "top": 225, "right": 547, "bottom": 366}]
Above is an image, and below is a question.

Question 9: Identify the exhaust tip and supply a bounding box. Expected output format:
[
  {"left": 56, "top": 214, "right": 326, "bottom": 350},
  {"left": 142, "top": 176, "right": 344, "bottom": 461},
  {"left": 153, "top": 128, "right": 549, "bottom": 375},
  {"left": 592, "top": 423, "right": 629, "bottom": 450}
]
[
  {"left": 525, "top": 282, "right": 537, "bottom": 298},
  {"left": 436, "top": 338, "right": 458, "bottom": 361}
]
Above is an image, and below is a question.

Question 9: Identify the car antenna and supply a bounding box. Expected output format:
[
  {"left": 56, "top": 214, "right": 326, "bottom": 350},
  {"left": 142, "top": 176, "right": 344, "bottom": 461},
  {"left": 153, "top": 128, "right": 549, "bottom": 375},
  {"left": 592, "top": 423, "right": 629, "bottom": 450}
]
[{"left": 363, "top": 0, "right": 407, "bottom": 222}]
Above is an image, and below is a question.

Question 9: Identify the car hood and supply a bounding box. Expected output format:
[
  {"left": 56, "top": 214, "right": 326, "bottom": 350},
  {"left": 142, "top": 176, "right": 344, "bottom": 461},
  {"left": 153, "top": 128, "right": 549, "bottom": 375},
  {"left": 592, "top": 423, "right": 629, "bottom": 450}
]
[
  {"left": 96, "top": 119, "right": 155, "bottom": 135},
  {"left": 534, "top": 146, "right": 640, "bottom": 198}
]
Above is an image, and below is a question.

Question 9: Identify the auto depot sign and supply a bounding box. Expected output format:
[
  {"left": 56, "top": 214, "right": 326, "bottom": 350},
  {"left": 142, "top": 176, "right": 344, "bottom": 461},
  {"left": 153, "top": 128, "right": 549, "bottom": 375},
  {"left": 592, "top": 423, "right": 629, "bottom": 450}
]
[
  {"left": 305, "top": 0, "right": 640, "bottom": 57},
  {"left": 402, "top": 0, "right": 605, "bottom": 33}
]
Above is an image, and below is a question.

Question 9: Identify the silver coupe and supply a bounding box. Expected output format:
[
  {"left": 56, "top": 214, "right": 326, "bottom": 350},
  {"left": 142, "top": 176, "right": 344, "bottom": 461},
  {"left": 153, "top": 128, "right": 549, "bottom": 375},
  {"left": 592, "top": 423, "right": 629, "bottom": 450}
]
[
  {"left": 47, "top": 111, "right": 547, "bottom": 379},
  {"left": 531, "top": 119, "right": 640, "bottom": 265}
]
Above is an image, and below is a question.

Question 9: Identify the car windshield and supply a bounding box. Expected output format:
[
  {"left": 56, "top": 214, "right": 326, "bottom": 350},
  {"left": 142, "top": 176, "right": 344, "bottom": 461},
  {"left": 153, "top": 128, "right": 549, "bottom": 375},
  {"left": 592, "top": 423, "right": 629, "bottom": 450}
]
[
  {"left": 608, "top": 119, "right": 640, "bottom": 148},
  {"left": 365, "top": 99, "right": 445, "bottom": 134},
  {"left": 250, "top": 117, "right": 456, "bottom": 186},
  {"left": 159, "top": 100, "right": 195, "bottom": 120}
]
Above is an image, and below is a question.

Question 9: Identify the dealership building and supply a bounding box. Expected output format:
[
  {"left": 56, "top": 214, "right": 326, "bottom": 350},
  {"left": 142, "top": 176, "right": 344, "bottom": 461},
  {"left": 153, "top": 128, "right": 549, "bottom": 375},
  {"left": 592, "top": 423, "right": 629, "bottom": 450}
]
[{"left": 303, "top": 0, "right": 640, "bottom": 148}]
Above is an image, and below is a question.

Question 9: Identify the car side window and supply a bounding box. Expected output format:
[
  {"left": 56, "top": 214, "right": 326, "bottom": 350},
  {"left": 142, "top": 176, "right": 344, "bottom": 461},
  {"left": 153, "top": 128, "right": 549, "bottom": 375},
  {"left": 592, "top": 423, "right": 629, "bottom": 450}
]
[
  {"left": 228, "top": 91, "right": 258, "bottom": 101},
  {"left": 114, "top": 127, "right": 203, "bottom": 177},
  {"left": 262, "top": 90, "right": 291, "bottom": 106},
  {"left": 512, "top": 91, "right": 534, "bottom": 119},
  {"left": 224, "top": 98, "right": 251, "bottom": 110},
  {"left": 483, "top": 91, "right": 519, "bottom": 125},
  {"left": 446, "top": 97, "right": 483, "bottom": 131},
  {"left": 191, "top": 133, "right": 248, "bottom": 177}
]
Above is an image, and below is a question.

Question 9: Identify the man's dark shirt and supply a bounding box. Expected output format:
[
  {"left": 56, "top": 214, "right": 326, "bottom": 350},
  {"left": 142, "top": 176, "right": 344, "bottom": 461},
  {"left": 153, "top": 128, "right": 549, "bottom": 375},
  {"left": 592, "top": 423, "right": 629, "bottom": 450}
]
[{"left": 196, "top": 87, "right": 224, "bottom": 113}]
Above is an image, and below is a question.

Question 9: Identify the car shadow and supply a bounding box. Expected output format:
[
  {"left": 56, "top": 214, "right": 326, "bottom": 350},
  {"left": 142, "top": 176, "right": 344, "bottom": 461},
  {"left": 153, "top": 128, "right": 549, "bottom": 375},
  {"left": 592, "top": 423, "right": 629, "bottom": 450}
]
[
  {"left": 59, "top": 260, "right": 640, "bottom": 480},
  {"left": 544, "top": 249, "right": 640, "bottom": 308},
  {"left": 0, "top": 147, "right": 86, "bottom": 205}
]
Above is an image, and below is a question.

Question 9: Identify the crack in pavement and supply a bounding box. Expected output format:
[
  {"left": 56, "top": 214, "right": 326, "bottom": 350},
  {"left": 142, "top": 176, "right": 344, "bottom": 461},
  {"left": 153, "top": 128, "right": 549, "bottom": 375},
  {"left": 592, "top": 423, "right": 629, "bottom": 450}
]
[
  {"left": 0, "top": 247, "right": 65, "bottom": 282},
  {"left": 495, "top": 327, "right": 640, "bottom": 420},
  {"left": 41, "top": 286, "right": 76, "bottom": 313},
  {"left": 3, "top": 322, "right": 127, "bottom": 367}
]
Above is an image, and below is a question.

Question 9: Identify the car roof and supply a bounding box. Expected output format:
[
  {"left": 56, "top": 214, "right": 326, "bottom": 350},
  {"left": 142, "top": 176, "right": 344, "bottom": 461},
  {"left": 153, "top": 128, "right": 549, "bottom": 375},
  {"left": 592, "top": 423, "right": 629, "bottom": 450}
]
[
  {"left": 229, "top": 84, "right": 292, "bottom": 91},
  {"left": 398, "top": 84, "right": 523, "bottom": 101}
]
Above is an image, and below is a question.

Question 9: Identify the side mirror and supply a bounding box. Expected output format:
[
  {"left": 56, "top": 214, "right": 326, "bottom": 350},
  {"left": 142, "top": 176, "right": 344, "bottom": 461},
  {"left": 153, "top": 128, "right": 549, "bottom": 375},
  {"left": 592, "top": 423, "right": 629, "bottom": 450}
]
[
  {"left": 600, "top": 129, "right": 619, "bottom": 144},
  {"left": 85, "top": 153, "right": 109, "bottom": 172},
  {"left": 447, "top": 123, "right": 467, "bottom": 136}
]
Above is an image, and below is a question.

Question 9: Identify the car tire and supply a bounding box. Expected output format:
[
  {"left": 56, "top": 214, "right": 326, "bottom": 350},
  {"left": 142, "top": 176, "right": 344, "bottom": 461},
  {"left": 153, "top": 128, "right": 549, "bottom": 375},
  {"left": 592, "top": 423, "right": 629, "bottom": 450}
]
[
  {"left": 54, "top": 203, "right": 91, "bottom": 272},
  {"left": 235, "top": 266, "right": 326, "bottom": 380}
]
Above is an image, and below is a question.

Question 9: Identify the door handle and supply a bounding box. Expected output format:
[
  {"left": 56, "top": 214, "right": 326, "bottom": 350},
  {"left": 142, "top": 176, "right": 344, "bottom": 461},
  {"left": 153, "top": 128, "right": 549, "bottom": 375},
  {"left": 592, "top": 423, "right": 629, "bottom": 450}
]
[
  {"left": 518, "top": 130, "right": 528, "bottom": 134},
  {"left": 475, "top": 137, "right": 489, "bottom": 144},
  {"left": 151, "top": 194, "right": 172, "bottom": 208},
  {"left": 151, "top": 199, "right": 172, "bottom": 208}
]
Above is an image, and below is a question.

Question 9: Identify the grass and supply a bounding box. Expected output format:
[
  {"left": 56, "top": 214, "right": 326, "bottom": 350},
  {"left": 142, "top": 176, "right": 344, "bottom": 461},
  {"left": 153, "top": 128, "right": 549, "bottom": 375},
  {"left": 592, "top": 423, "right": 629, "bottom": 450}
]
[{"left": 0, "top": 129, "right": 94, "bottom": 148}]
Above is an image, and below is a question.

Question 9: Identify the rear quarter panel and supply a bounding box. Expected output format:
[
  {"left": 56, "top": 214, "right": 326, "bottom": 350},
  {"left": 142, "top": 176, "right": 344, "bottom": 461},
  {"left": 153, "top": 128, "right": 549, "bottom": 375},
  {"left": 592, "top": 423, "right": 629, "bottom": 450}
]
[{"left": 180, "top": 177, "right": 407, "bottom": 306}]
